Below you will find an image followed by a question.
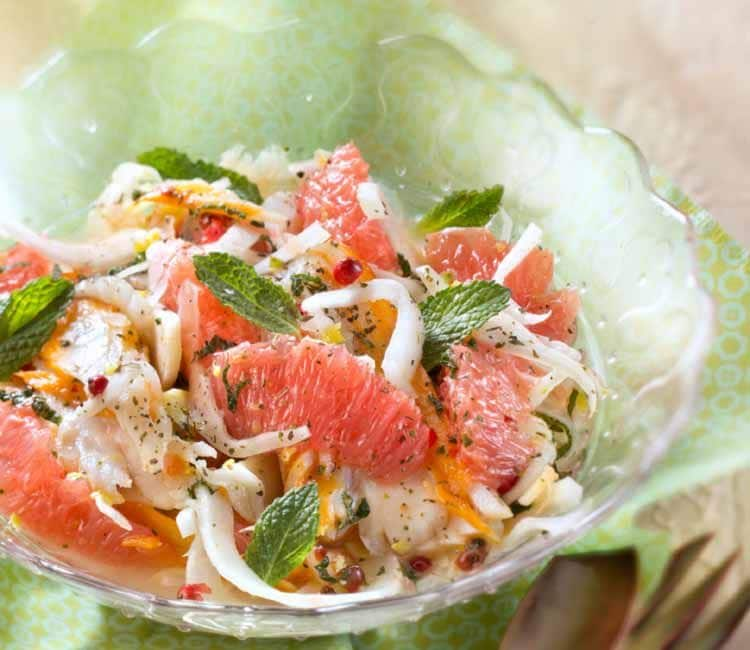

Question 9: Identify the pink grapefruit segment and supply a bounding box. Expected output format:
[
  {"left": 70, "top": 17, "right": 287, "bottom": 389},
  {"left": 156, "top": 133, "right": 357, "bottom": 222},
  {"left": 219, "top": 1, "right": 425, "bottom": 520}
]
[
  {"left": 425, "top": 227, "right": 579, "bottom": 343},
  {"left": 0, "top": 244, "right": 53, "bottom": 293},
  {"left": 295, "top": 143, "right": 398, "bottom": 270},
  {"left": 209, "top": 337, "right": 429, "bottom": 481},
  {"left": 0, "top": 401, "right": 175, "bottom": 564},
  {"left": 438, "top": 344, "right": 535, "bottom": 493},
  {"left": 158, "top": 245, "right": 262, "bottom": 360}
]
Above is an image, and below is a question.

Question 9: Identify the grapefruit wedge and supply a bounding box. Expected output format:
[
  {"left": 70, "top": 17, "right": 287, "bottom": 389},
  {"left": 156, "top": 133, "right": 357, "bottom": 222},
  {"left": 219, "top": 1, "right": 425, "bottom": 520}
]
[
  {"left": 425, "top": 227, "right": 579, "bottom": 343},
  {"left": 295, "top": 143, "right": 398, "bottom": 270},
  {"left": 209, "top": 337, "right": 429, "bottom": 481},
  {"left": 438, "top": 344, "right": 535, "bottom": 493},
  {"left": 0, "top": 244, "right": 53, "bottom": 293}
]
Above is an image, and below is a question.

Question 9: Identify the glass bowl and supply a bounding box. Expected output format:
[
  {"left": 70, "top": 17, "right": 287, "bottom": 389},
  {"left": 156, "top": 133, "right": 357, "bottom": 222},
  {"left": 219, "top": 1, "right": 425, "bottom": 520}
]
[{"left": 0, "top": 3, "right": 714, "bottom": 639}]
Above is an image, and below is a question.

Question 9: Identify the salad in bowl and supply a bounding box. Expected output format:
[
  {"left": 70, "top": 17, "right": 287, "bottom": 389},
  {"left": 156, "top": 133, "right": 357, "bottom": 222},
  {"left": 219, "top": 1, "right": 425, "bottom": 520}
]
[{"left": 0, "top": 142, "right": 601, "bottom": 607}]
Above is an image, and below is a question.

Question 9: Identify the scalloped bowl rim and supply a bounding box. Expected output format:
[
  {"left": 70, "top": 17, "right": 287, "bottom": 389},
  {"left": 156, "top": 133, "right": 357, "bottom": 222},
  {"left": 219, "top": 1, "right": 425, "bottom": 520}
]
[{"left": 0, "top": 30, "right": 716, "bottom": 634}]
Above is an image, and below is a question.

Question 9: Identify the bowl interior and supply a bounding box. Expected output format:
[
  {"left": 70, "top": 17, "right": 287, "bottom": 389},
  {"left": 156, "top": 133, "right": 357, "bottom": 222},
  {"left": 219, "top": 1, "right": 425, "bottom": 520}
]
[{"left": 0, "top": 5, "right": 711, "bottom": 638}]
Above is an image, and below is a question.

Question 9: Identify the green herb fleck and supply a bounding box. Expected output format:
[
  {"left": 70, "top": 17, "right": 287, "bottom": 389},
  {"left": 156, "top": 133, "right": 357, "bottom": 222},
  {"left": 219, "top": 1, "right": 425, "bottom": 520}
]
[
  {"left": 0, "top": 388, "right": 61, "bottom": 425},
  {"left": 314, "top": 556, "right": 338, "bottom": 584},
  {"left": 419, "top": 280, "right": 510, "bottom": 371},
  {"left": 245, "top": 482, "right": 320, "bottom": 586},
  {"left": 137, "top": 147, "right": 262, "bottom": 203},
  {"left": 290, "top": 273, "right": 328, "bottom": 298},
  {"left": 537, "top": 412, "right": 572, "bottom": 459},
  {"left": 567, "top": 389, "right": 580, "bottom": 417},
  {"left": 462, "top": 434, "right": 474, "bottom": 448},
  {"left": 194, "top": 252, "right": 299, "bottom": 335},
  {"left": 194, "top": 335, "right": 236, "bottom": 360},
  {"left": 427, "top": 394, "right": 444, "bottom": 414},
  {"left": 397, "top": 253, "right": 413, "bottom": 278},
  {"left": 0, "top": 276, "right": 74, "bottom": 379},
  {"left": 416, "top": 185, "right": 503, "bottom": 234},
  {"left": 339, "top": 492, "right": 370, "bottom": 530},
  {"left": 401, "top": 562, "right": 419, "bottom": 582},
  {"left": 221, "top": 365, "right": 249, "bottom": 413}
]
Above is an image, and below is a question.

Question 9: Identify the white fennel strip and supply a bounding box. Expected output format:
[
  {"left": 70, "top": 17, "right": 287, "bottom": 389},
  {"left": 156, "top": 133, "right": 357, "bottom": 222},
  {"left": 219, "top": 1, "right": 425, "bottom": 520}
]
[
  {"left": 254, "top": 223, "right": 330, "bottom": 274},
  {"left": 492, "top": 222, "right": 543, "bottom": 284}
]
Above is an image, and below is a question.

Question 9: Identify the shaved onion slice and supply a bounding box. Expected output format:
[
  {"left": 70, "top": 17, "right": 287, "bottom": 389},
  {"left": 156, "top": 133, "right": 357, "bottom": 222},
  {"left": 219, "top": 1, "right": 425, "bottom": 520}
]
[
  {"left": 469, "top": 484, "right": 513, "bottom": 521},
  {"left": 413, "top": 265, "right": 448, "bottom": 296},
  {"left": 357, "top": 181, "right": 419, "bottom": 268},
  {"left": 528, "top": 371, "right": 566, "bottom": 408},
  {"left": 371, "top": 268, "right": 426, "bottom": 301},
  {"left": 0, "top": 219, "right": 154, "bottom": 273},
  {"left": 91, "top": 491, "right": 132, "bottom": 531},
  {"left": 196, "top": 459, "right": 265, "bottom": 522},
  {"left": 204, "top": 224, "right": 261, "bottom": 263},
  {"left": 492, "top": 222, "right": 542, "bottom": 284},
  {"left": 76, "top": 276, "right": 181, "bottom": 387},
  {"left": 502, "top": 434, "right": 557, "bottom": 505},
  {"left": 301, "top": 279, "right": 423, "bottom": 393},
  {"left": 176, "top": 507, "right": 196, "bottom": 538},
  {"left": 255, "top": 223, "right": 330, "bottom": 274},
  {"left": 194, "top": 487, "right": 408, "bottom": 607}
]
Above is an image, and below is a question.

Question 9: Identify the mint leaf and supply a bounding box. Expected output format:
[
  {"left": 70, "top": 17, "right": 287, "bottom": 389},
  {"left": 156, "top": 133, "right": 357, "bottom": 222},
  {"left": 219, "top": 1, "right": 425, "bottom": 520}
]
[
  {"left": 416, "top": 185, "right": 504, "bottom": 234},
  {"left": 245, "top": 482, "right": 319, "bottom": 586},
  {"left": 289, "top": 273, "right": 327, "bottom": 297},
  {"left": 194, "top": 252, "right": 299, "bottom": 335},
  {"left": 420, "top": 281, "right": 510, "bottom": 371},
  {"left": 0, "top": 277, "right": 74, "bottom": 380},
  {"left": 194, "top": 335, "right": 236, "bottom": 360},
  {"left": 137, "top": 147, "right": 262, "bottom": 203}
]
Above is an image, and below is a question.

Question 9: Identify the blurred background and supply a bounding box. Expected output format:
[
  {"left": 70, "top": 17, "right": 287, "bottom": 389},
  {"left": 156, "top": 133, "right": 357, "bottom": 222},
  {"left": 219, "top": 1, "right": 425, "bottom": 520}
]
[{"left": 1, "top": 0, "right": 748, "bottom": 646}]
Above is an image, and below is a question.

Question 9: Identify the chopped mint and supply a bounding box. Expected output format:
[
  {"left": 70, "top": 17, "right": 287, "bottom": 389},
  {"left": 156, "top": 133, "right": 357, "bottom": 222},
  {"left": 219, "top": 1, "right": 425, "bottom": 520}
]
[
  {"left": 396, "top": 253, "right": 413, "bottom": 278},
  {"left": 419, "top": 280, "right": 510, "bottom": 371},
  {"left": 0, "top": 276, "right": 74, "bottom": 379},
  {"left": 567, "top": 388, "right": 580, "bottom": 417},
  {"left": 194, "top": 252, "right": 299, "bottom": 335},
  {"left": 339, "top": 492, "right": 370, "bottom": 530},
  {"left": 416, "top": 185, "right": 503, "bottom": 234},
  {"left": 221, "top": 365, "right": 249, "bottom": 413},
  {"left": 314, "top": 556, "right": 338, "bottom": 583},
  {"left": 0, "top": 388, "right": 61, "bottom": 425},
  {"left": 290, "top": 273, "right": 327, "bottom": 297},
  {"left": 537, "top": 412, "right": 572, "bottom": 458},
  {"left": 194, "top": 335, "right": 236, "bottom": 360},
  {"left": 245, "top": 482, "right": 320, "bottom": 586},
  {"left": 136, "top": 147, "right": 262, "bottom": 203}
]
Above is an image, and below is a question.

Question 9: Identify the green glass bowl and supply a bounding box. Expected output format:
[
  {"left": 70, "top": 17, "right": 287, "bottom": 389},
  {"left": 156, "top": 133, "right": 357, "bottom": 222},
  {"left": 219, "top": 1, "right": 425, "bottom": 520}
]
[{"left": 0, "top": 1, "right": 713, "bottom": 638}]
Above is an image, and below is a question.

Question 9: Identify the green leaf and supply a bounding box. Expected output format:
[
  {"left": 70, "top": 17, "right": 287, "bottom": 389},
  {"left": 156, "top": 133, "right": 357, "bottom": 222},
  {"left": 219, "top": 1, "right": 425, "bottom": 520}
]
[
  {"left": 245, "top": 482, "right": 320, "bottom": 586},
  {"left": 194, "top": 252, "right": 299, "bottom": 335},
  {"left": 419, "top": 280, "right": 510, "bottom": 371},
  {"left": 289, "top": 272, "right": 328, "bottom": 297},
  {"left": 501, "top": 550, "right": 638, "bottom": 650},
  {"left": 396, "top": 253, "right": 413, "bottom": 278},
  {"left": 416, "top": 185, "right": 503, "bottom": 234},
  {"left": 0, "top": 276, "right": 74, "bottom": 380},
  {"left": 137, "top": 147, "right": 262, "bottom": 203}
]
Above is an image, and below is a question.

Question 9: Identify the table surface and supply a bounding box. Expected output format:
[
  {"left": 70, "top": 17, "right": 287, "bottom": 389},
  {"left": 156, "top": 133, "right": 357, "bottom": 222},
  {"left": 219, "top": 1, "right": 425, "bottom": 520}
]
[{"left": 2, "top": 1, "right": 749, "bottom": 647}]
